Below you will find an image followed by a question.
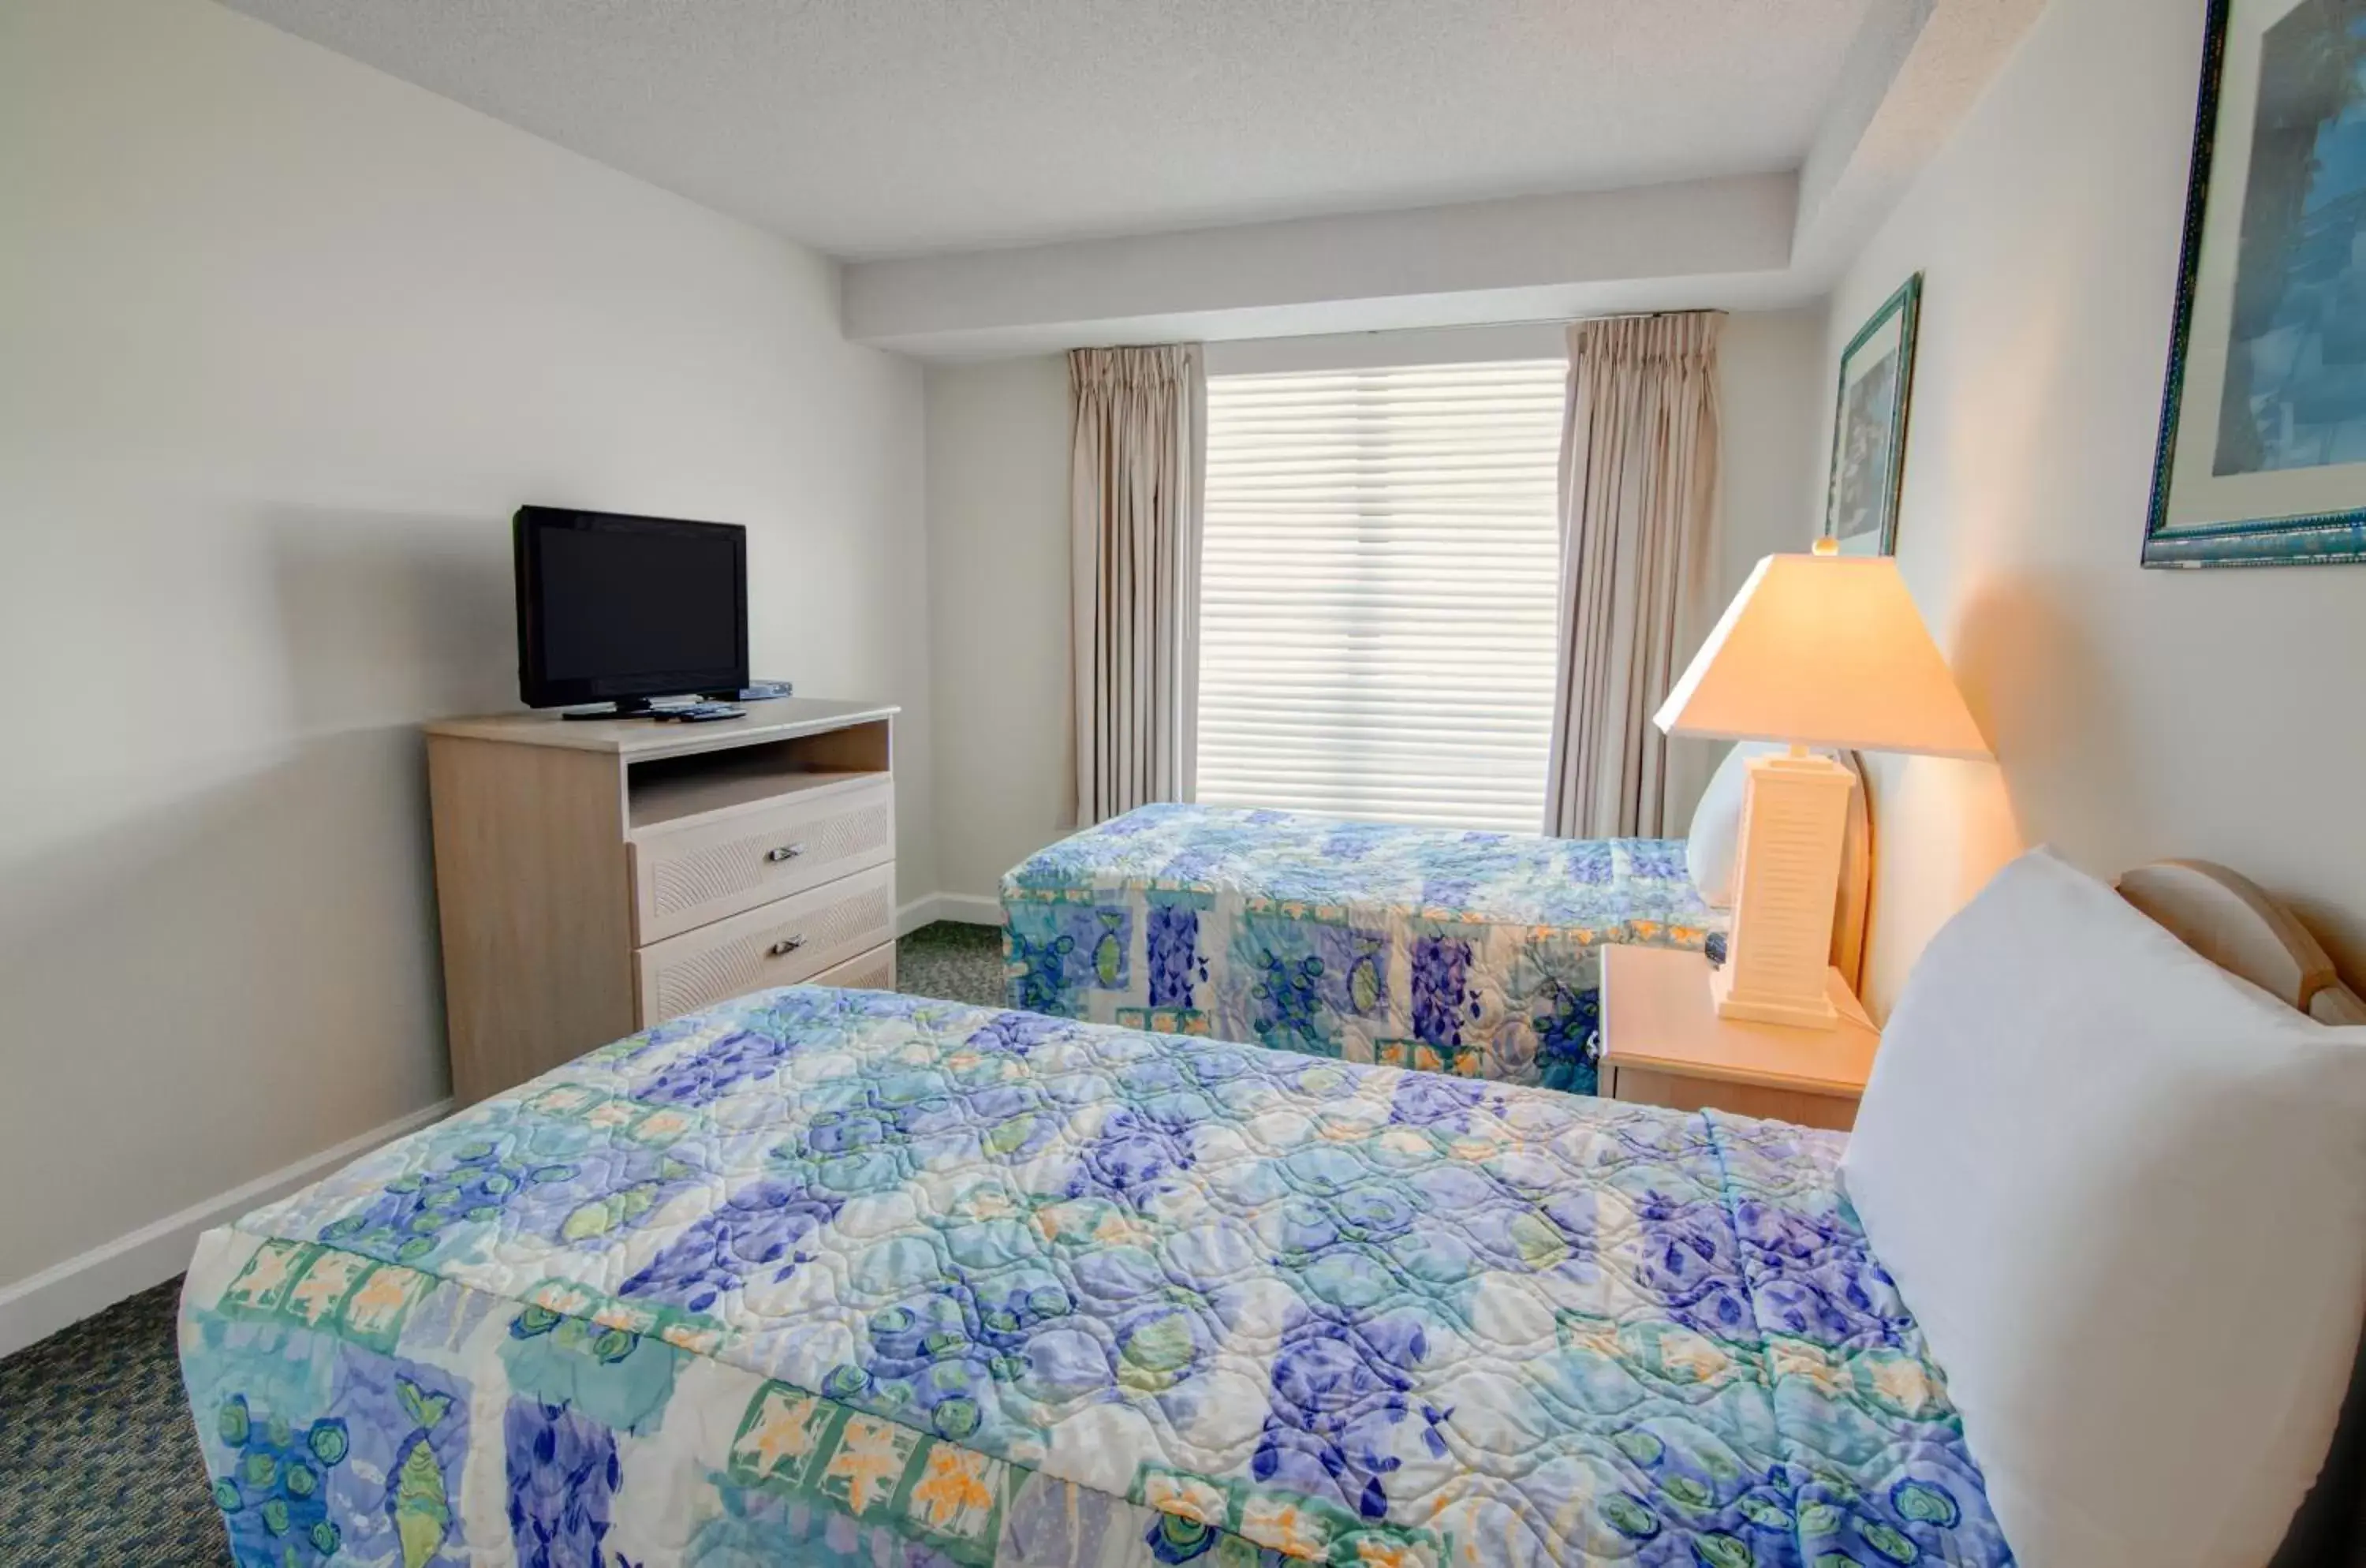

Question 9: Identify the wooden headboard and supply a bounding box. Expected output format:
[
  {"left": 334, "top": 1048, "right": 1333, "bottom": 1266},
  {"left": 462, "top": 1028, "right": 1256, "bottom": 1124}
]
[
  {"left": 2118, "top": 859, "right": 2366, "bottom": 1567},
  {"left": 1831, "top": 751, "right": 1872, "bottom": 991},
  {"left": 2116, "top": 860, "right": 2366, "bottom": 1025}
]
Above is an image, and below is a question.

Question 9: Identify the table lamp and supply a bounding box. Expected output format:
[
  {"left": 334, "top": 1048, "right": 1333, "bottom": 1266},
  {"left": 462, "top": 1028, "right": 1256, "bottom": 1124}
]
[{"left": 1653, "top": 539, "right": 1990, "bottom": 1029}]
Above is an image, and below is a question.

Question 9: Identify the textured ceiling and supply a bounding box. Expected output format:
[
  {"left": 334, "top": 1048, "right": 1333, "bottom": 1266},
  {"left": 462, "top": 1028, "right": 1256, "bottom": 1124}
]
[{"left": 220, "top": 0, "right": 1874, "bottom": 259}]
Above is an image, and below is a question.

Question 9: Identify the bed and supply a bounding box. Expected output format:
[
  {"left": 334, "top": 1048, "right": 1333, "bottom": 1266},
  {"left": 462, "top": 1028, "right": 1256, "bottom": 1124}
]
[
  {"left": 178, "top": 985, "right": 2005, "bottom": 1568},
  {"left": 999, "top": 781, "right": 1867, "bottom": 1094}
]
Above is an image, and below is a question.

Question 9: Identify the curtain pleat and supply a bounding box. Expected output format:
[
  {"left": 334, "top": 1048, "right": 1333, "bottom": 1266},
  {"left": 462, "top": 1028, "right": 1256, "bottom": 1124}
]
[
  {"left": 1544, "top": 312, "right": 1722, "bottom": 838},
  {"left": 1068, "top": 344, "right": 1206, "bottom": 825}
]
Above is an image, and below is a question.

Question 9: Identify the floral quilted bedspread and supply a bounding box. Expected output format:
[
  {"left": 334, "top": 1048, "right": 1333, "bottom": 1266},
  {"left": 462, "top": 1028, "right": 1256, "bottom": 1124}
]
[
  {"left": 181, "top": 987, "right": 2008, "bottom": 1567},
  {"left": 1002, "top": 804, "right": 1727, "bottom": 1092}
]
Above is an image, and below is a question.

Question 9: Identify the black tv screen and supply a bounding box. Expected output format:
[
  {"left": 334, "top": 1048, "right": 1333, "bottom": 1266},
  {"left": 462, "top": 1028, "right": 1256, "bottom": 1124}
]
[{"left": 514, "top": 507, "right": 748, "bottom": 709}]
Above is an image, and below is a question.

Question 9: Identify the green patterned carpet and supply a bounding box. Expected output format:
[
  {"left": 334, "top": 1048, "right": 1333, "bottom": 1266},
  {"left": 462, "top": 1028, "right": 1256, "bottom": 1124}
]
[
  {"left": 893, "top": 917, "right": 1006, "bottom": 1011},
  {"left": 0, "top": 921, "right": 1005, "bottom": 1567},
  {"left": 0, "top": 1275, "right": 224, "bottom": 1566}
]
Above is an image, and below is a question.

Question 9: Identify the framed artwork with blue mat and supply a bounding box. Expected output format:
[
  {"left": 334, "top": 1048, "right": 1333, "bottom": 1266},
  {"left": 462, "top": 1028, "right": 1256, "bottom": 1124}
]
[
  {"left": 2146, "top": 0, "right": 2366, "bottom": 568},
  {"left": 1823, "top": 274, "right": 1923, "bottom": 557}
]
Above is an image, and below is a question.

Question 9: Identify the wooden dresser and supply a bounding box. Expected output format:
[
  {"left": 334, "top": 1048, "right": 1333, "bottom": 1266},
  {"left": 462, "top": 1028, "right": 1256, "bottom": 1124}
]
[{"left": 424, "top": 698, "right": 898, "bottom": 1104}]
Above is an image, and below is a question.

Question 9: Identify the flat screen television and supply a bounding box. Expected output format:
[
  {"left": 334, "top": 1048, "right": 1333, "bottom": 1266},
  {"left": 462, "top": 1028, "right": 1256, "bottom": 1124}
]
[{"left": 513, "top": 506, "right": 748, "bottom": 713}]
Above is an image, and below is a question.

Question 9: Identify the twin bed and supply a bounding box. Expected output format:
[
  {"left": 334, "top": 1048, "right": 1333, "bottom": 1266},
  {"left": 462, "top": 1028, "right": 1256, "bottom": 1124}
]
[
  {"left": 998, "top": 784, "right": 1864, "bottom": 1096},
  {"left": 180, "top": 986, "right": 2006, "bottom": 1567},
  {"left": 177, "top": 828, "right": 2364, "bottom": 1567}
]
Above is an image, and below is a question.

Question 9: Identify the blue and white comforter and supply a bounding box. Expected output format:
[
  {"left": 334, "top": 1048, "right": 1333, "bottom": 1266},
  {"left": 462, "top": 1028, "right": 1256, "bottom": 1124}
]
[
  {"left": 1002, "top": 804, "right": 1726, "bottom": 1092},
  {"left": 179, "top": 987, "right": 2008, "bottom": 1567}
]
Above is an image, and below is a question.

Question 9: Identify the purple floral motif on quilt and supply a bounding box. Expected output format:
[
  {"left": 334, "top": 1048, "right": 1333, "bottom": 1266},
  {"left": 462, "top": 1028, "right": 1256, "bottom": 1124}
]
[
  {"left": 965, "top": 1008, "right": 1071, "bottom": 1055},
  {"left": 1566, "top": 839, "right": 1616, "bottom": 885},
  {"left": 618, "top": 1178, "right": 842, "bottom": 1313},
  {"left": 629, "top": 1028, "right": 796, "bottom": 1107},
  {"left": 504, "top": 1397, "right": 620, "bottom": 1568},
  {"left": 1145, "top": 902, "right": 1202, "bottom": 1008},
  {"left": 1409, "top": 935, "right": 1479, "bottom": 1050},
  {"left": 1252, "top": 1305, "right": 1443, "bottom": 1524}
]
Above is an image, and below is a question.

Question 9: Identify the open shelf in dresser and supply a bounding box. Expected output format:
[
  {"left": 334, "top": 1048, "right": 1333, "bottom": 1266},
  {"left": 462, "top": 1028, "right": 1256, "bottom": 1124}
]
[{"left": 425, "top": 699, "right": 899, "bottom": 1103}]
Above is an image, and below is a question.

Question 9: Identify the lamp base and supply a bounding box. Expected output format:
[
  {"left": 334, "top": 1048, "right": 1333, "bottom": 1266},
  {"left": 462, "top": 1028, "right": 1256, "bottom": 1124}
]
[
  {"left": 1715, "top": 751, "right": 1853, "bottom": 1032},
  {"left": 1711, "top": 956, "right": 1840, "bottom": 1029}
]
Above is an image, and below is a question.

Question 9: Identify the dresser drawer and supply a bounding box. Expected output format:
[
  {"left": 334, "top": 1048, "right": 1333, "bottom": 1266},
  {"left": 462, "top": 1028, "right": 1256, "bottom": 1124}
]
[
  {"left": 635, "top": 863, "right": 896, "bottom": 1026},
  {"left": 809, "top": 940, "right": 897, "bottom": 992},
  {"left": 629, "top": 778, "right": 894, "bottom": 943}
]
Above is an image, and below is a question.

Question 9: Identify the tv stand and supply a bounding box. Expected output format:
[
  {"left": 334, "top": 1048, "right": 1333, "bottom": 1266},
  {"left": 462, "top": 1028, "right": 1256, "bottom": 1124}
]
[{"left": 424, "top": 697, "right": 899, "bottom": 1103}]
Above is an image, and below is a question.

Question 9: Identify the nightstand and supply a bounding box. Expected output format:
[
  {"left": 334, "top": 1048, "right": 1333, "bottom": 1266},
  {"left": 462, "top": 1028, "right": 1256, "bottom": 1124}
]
[{"left": 1599, "top": 943, "right": 1879, "bottom": 1131}]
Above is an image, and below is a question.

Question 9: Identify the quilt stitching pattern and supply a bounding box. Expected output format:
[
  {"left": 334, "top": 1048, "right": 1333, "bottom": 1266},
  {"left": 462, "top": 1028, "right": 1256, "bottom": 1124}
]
[
  {"left": 1000, "top": 804, "right": 1727, "bottom": 1092},
  {"left": 185, "top": 987, "right": 2010, "bottom": 1566}
]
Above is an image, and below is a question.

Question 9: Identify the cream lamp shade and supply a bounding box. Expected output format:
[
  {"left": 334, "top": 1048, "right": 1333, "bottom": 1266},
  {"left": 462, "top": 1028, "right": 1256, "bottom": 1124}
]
[
  {"left": 1654, "top": 545, "right": 1989, "bottom": 1029},
  {"left": 1652, "top": 549, "right": 1991, "bottom": 760}
]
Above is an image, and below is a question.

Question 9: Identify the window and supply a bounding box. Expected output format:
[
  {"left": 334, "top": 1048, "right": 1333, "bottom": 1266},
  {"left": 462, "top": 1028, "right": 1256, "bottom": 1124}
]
[{"left": 1196, "top": 358, "right": 1566, "bottom": 832}]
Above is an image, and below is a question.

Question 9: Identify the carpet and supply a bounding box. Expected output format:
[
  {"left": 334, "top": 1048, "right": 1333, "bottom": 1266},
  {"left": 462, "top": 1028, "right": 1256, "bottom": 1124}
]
[
  {"left": 890, "top": 917, "right": 1007, "bottom": 1013},
  {"left": 0, "top": 920, "right": 1006, "bottom": 1567}
]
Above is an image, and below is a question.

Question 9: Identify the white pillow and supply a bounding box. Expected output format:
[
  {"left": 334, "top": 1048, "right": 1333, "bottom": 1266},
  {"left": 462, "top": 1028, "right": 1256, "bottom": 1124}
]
[
  {"left": 1684, "top": 741, "right": 1769, "bottom": 905},
  {"left": 1842, "top": 848, "right": 2366, "bottom": 1568},
  {"left": 1685, "top": 741, "right": 1834, "bottom": 905}
]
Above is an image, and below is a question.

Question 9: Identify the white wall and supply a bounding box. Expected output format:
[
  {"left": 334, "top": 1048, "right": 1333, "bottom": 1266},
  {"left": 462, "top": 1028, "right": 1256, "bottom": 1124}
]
[
  {"left": 1689, "top": 307, "right": 1830, "bottom": 818},
  {"left": 848, "top": 176, "right": 1804, "bottom": 357},
  {"left": 1814, "top": 0, "right": 2366, "bottom": 1014},
  {"left": 924, "top": 356, "right": 1074, "bottom": 912},
  {"left": 922, "top": 312, "right": 1825, "bottom": 904},
  {"left": 1719, "top": 311, "right": 1832, "bottom": 603},
  {"left": 0, "top": 0, "right": 930, "bottom": 1316}
]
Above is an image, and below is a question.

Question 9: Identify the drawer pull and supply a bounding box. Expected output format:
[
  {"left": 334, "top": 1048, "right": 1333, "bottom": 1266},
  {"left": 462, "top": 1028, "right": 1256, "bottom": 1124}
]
[
  {"left": 765, "top": 843, "right": 806, "bottom": 863},
  {"left": 767, "top": 936, "right": 807, "bottom": 958}
]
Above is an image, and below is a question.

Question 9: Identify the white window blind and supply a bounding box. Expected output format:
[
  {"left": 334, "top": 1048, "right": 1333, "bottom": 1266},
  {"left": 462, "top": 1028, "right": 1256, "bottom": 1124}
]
[{"left": 1196, "top": 358, "right": 1566, "bottom": 833}]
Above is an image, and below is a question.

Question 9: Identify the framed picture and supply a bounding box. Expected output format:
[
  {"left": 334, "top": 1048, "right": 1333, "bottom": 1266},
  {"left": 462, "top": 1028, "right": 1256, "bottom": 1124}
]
[
  {"left": 1823, "top": 274, "right": 1924, "bottom": 557},
  {"left": 2145, "top": 0, "right": 2366, "bottom": 569}
]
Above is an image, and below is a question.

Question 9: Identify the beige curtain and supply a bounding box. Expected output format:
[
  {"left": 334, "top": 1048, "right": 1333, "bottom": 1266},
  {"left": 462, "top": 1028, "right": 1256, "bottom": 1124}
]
[
  {"left": 1544, "top": 312, "right": 1722, "bottom": 838},
  {"left": 1068, "top": 344, "right": 1206, "bottom": 826}
]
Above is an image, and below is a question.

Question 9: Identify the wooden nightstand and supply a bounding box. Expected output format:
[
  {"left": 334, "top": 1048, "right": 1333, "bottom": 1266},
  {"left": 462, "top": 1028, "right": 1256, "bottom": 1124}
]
[{"left": 1599, "top": 943, "right": 1879, "bottom": 1131}]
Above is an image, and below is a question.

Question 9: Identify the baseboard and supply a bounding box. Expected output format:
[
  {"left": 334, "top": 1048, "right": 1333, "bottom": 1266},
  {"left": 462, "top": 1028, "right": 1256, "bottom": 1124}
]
[
  {"left": 897, "top": 892, "right": 1006, "bottom": 934},
  {"left": 931, "top": 893, "right": 1005, "bottom": 926},
  {"left": 0, "top": 1097, "right": 454, "bottom": 1361}
]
